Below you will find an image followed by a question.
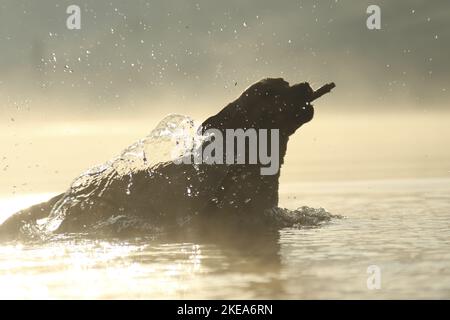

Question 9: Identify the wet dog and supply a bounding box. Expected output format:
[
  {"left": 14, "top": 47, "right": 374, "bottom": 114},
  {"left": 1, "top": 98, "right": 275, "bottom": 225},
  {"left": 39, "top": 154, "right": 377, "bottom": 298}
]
[{"left": 0, "top": 78, "right": 334, "bottom": 239}]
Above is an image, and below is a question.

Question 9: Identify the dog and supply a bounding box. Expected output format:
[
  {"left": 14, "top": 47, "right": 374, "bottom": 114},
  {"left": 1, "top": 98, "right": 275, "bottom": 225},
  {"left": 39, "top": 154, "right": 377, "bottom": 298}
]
[{"left": 0, "top": 78, "right": 335, "bottom": 239}]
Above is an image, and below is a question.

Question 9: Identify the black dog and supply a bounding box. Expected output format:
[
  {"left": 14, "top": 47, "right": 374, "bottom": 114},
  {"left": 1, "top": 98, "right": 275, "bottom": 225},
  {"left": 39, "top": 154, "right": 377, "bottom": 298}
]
[{"left": 0, "top": 78, "right": 334, "bottom": 239}]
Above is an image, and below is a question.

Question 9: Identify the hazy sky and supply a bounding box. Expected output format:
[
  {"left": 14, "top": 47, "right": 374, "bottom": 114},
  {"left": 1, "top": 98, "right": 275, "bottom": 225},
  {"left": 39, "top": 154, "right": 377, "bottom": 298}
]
[{"left": 0, "top": 0, "right": 449, "bottom": 119}]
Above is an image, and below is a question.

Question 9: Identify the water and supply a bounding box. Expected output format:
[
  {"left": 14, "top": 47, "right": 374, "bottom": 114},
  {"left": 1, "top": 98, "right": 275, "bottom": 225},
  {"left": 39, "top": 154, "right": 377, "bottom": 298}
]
[
  {"left": 0, "top": 178, "right": 449, "bottom": 299},
  {"left": 39, "top": 114, "right": 201, "bottom": 235}
]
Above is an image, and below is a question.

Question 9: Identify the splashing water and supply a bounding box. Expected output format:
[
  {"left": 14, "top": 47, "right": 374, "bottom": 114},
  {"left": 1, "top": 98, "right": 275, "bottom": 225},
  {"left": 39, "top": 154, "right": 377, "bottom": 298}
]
[{"left": 40, "top": 114, "right": 203, "bottom": 235}]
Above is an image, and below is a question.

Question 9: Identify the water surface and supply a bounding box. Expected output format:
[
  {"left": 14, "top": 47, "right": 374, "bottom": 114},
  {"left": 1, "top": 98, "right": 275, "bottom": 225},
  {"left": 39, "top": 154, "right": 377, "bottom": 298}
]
[{"left": 0, "top": 178, "right": 449, "bottom": 299}]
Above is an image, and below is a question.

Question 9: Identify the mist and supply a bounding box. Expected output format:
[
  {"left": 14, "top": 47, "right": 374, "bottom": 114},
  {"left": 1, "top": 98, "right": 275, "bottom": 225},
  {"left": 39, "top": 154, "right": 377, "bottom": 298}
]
[{"left": 0, "top": 0, "right": 449, "bottom": 122}]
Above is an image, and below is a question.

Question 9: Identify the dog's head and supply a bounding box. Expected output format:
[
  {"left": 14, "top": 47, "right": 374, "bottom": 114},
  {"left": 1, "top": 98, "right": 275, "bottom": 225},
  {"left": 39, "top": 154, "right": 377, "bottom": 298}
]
[
  {"left": 202, "top": 77, "right": 335, "bottom": 140},
  {"left": 197, "top": 78, "right": 334, "bottom": 181},
  {"left": 237, "top": 78, "right": 318, "bottom": 135}
]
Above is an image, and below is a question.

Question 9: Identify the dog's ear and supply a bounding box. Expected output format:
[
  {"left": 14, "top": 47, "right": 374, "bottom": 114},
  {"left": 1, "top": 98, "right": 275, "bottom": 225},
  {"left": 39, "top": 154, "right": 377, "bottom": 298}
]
[
  {"left": 260, "top": 78, "right": 290, "bottom": 88},
  {"left": 201, "top": 78, "right": 291, "bottom": 132},
  {"left": 242, "top": 78, "right": 289, "bottom": 98}
]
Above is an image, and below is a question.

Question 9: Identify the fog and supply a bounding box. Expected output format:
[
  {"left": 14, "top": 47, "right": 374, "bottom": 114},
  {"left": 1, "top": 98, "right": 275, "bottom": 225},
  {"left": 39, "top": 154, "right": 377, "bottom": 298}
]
[
  {"left": 1, "top": 0, "right": 449, "bottom": 121},
  {"left": 1, "top": 0, "right": 449, "bottom": 195}
]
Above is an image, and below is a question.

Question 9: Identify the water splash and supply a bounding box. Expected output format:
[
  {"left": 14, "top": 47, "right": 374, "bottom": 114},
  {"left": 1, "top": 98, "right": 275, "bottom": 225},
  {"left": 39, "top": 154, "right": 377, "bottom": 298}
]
[
  {"left": 41, "top": 114, "right": 202, "bottom": 234},
  {"left": 265, "top": 206, "right": 341, "bottom": 228}
]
